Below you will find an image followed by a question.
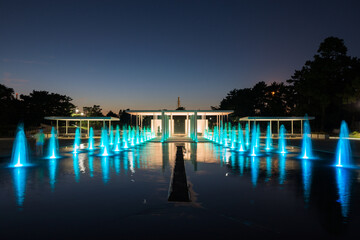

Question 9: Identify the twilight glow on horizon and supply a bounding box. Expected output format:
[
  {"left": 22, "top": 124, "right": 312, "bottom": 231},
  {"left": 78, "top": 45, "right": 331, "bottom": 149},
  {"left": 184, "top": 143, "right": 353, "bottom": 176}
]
[{"left": 1, "top": 0, "right": 360, "bottom": 113}]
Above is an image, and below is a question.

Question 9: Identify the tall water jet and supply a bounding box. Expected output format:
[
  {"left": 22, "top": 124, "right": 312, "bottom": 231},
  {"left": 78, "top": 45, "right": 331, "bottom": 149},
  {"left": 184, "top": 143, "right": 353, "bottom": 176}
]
[
  {"left": 73, "top": 127, "right": 81, "bottom": 154},
  {"left": 278, "top": 125, "right": 287, "bottom": 154},
  {"left": 109, "top": 125, "right": 114, "bottom": 146},
  {"left": 336, "top": 167, "right": 351, "bottom": 218},
  {"left": 47, "top": 127, "right": 60, "bottom": 159},
  {"left": 12, "top": 167, "right": 26, "bottom": 206},
  {"left": 256, "top": 124, "right": 261, "bottom": 148},
  {"left": 230, "top": 127, "right": 236, "bottom": 149},
  {"left": 301, "top": 118, "right": 313, "bottom": 159},
  {"left": 10, "top": 124, "right": 29, "bottom": 168},
  {"left": 100, "top": 128, "right": 110, "bottom": 156},
  {"left": 123, "top": 125, "right": 129, "bottom": 149},
  {"left": 113, "top": 125, "right": 121, "bottom": 152},
  {"left": 88, "top": 127, "right": 95, "bottom": 150},
  {"left": 245, "top": 123, "right": 250, "bottom": 147},
  {"left": 265, "top": 123, "right": 272, "bottom": 152},
  {"left": 335, "top": 121, "right": 352, "bottom": 167},
  {"left": 249, "top": 124, "right": 258, "bottom": 157},
  {"left": 238, "top": 124, "right": 245, "bottom": 152}
]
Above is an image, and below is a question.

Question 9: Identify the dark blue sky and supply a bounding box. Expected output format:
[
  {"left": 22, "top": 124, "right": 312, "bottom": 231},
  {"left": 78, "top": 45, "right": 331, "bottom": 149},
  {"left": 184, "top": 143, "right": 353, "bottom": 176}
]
[{"left": 1, "top": 0, "right": 360, "bottom": 113}]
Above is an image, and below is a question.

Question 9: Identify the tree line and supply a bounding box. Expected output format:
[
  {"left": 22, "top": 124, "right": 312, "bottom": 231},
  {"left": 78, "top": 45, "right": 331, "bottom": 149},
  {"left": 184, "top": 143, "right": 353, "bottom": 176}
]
[{"left": 216, "top": 37, "right": 360, "bottom": 132}]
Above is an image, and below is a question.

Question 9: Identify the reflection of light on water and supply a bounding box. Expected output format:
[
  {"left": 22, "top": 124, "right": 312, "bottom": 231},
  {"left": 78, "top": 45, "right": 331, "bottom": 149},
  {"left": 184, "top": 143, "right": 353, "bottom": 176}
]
[
  {"left": 49, "top": 159, "right": 57, "bottom": 190},
  {"left": 73, "top": 154, "right": 80, "bottom": 182},
  {"left": 265, "top": 157, "right": 272, "bottom": 182},
  {"left": 251, "top": 157, "right": 259, "bottom": 187},
  {"left": 78, "top": 154, "right": 86, "bottom": 173},
  {"left": 13, "top": 167, "right": 26, "bottom": 207},
  {"left": 239, "top": 156, "right": 244, "bottom": 176},
  {"left": 89, "top": 156, "right": 94, "bottom": 178},
  {"left": 336, "top": 167, "right": 351, "bottom": 218},
  {"left": 114, "top": 156, "right": 120, "bottom": 175},
  {"left": 302, "top": 159, "right": 312, "bottom": 204},
  {"left": 129, "top": 152, "right": 135, "bottom": 174},
  {"left": 279, "top": 154, "right": 286, "bottom": 184},
  {"left": 101, "top": 157, "right": 110, "bottom": 184}
]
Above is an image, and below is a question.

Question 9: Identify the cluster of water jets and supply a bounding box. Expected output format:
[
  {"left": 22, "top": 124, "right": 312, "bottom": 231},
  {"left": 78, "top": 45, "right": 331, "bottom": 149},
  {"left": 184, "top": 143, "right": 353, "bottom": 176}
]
[
  {"left": 9, "top": 124, "right": 155, "bottom": 167},
  {"left": 204, "top": 118, "right": 352, "bottom": 167},
  {"left": 74, "top": 125, "right": 155, "bottom": 157},
  {"left": 204, "top": 121, "right": 288, "bottom": 157}
]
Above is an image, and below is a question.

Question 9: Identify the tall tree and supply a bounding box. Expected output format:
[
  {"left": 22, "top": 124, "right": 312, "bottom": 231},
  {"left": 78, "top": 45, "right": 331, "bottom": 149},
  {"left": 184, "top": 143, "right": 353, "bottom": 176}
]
[
  {"left": 83, "top": 105, "right": 103, "bottom": 117},
  {"left": 287, "top": 37, "right": 360, "bottom": 131}
]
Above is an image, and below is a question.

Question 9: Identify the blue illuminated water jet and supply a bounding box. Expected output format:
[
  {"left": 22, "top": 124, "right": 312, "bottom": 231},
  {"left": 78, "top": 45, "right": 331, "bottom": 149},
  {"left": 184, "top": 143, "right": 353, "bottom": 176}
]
[
  {"left": 73, "top": 128, "right": 81, "bottom": 154},
  {"left": 237, "top": 124, "right": 245, "bottom": 152},
  {"left": 278, "top": 125, "right": 287, "bottom": 154},
  {"left": 301, "top": 118, "right": 313, "bottom": 159},
  {"left": 100, "top": 128, "right": 110, "bottom": 156},
  {"left": 47, "top": 127, "right": 60, "bottom": 159},
  {"left": 265, "top": 123, "right": 272, "bottom": 152},
  {"left": 249, "top": 124, "right": 258, "bottom": 156},
  {"left": 10, "top": 124, "right": 29, "bottom": 168},
  {"left": 113, "top": 125, "right": 121, "bottom": 152},
  {"left": 88, "top": 127, "right": 95, "bottom": 150},
  {"left": 335, "top": 121, "right": 352, "bottom": 167},
  {"left": 245, "top": 123, "right": 250, "bottom": 147}
]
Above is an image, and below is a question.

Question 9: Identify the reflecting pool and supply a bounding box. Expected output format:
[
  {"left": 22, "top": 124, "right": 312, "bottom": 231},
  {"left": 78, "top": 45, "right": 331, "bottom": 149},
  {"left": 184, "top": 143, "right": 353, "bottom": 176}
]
[{"left": 0, "top": 141, "right": 360, "bottom": 239}]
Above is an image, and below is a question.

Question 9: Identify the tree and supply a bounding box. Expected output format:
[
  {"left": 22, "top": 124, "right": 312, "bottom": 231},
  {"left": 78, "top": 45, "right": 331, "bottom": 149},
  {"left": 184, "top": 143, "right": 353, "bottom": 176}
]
[
  {"left": 106, "top": 110, "right": 119, "bottom": 118},
  {"left": 83, "top": 105, "right": 103, "bottom": 117},
  {"left": 287, "top": 37, "right": 360, "bottom": 131},
  {"left": 21, "top": 90, "right": 75, "bottom": 126}
]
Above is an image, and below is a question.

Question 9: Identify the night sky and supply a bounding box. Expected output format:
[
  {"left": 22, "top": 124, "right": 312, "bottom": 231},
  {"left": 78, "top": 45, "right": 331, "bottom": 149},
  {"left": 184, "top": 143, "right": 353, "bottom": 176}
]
[{"left": 1, "top": 0, "right": 360, "bottom": 113}]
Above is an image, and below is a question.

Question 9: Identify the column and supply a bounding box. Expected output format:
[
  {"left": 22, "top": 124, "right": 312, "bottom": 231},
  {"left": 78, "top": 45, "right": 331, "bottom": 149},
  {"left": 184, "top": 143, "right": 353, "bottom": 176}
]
[
  {"left": 87, "top": 120, "right": 90, "bottom": 137},
  {"left": 301, "top": 120, "right": 303, "bottom": 135},
  {"left": 277, "top": 120, "right": 280, "bottom": 135},
  {"left": 56, "top": 120, "right": 59, "bottom": 134},
  {"left": 65, "top": 120, "right": 68, "bottom": 135},
  {"left": 79, "top": 120, "right": 82, "bottom": 136},
  {"left": 291, "top": 120, "right": 294, "bottom": 135}
]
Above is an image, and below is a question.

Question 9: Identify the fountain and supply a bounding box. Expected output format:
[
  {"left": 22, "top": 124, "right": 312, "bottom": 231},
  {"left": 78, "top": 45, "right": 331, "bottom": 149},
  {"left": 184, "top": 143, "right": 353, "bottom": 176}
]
[
  {"left": 301, "top": 118, "right": 314, "bottom": 159},
  {"left": 113, "top": 125, "right": 121, "bottom": 152},
  {"left": 88, "top": 127, "right": 95, "bottom": 150},
  {"left": 10, "top": 124, "right": 29, "bottom": 168},
  {"left": 237, "top": 124, "right": 245, "bottom": 152},
  {"left": 123, "top": 125, "right": 129, "bottom": 149},
  {"left": 230, "top": 127, "right": 236, "bottom": 149},
  {"left": 278, "top": 125, "right": 287, "bottom": 154},
  {"left": 249, "top": 124, "right": 258, "bottom": 157},
  {"left": 245, "top": 123, "right": 250, "bottom": 147},
  {"left": 335, "top": 121, "right": 352, "bottom": 167},
  {"left": 73, "top": 127, "right": 81, "bottom": 154},
  {"left": 265, "top": 123, "right": 272, "bottom": 152},
  {"left": 100, "top": 128, "right": 110, "bottom": 156},
  {"left": 47, "top": 127, "right": 60, "bottom": 159},
  {"left": 256, "top": 124, "right": 260, "bottom": 148},
  {"left": 109, "top": 126, "right": 114, "bottom": 146}
]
